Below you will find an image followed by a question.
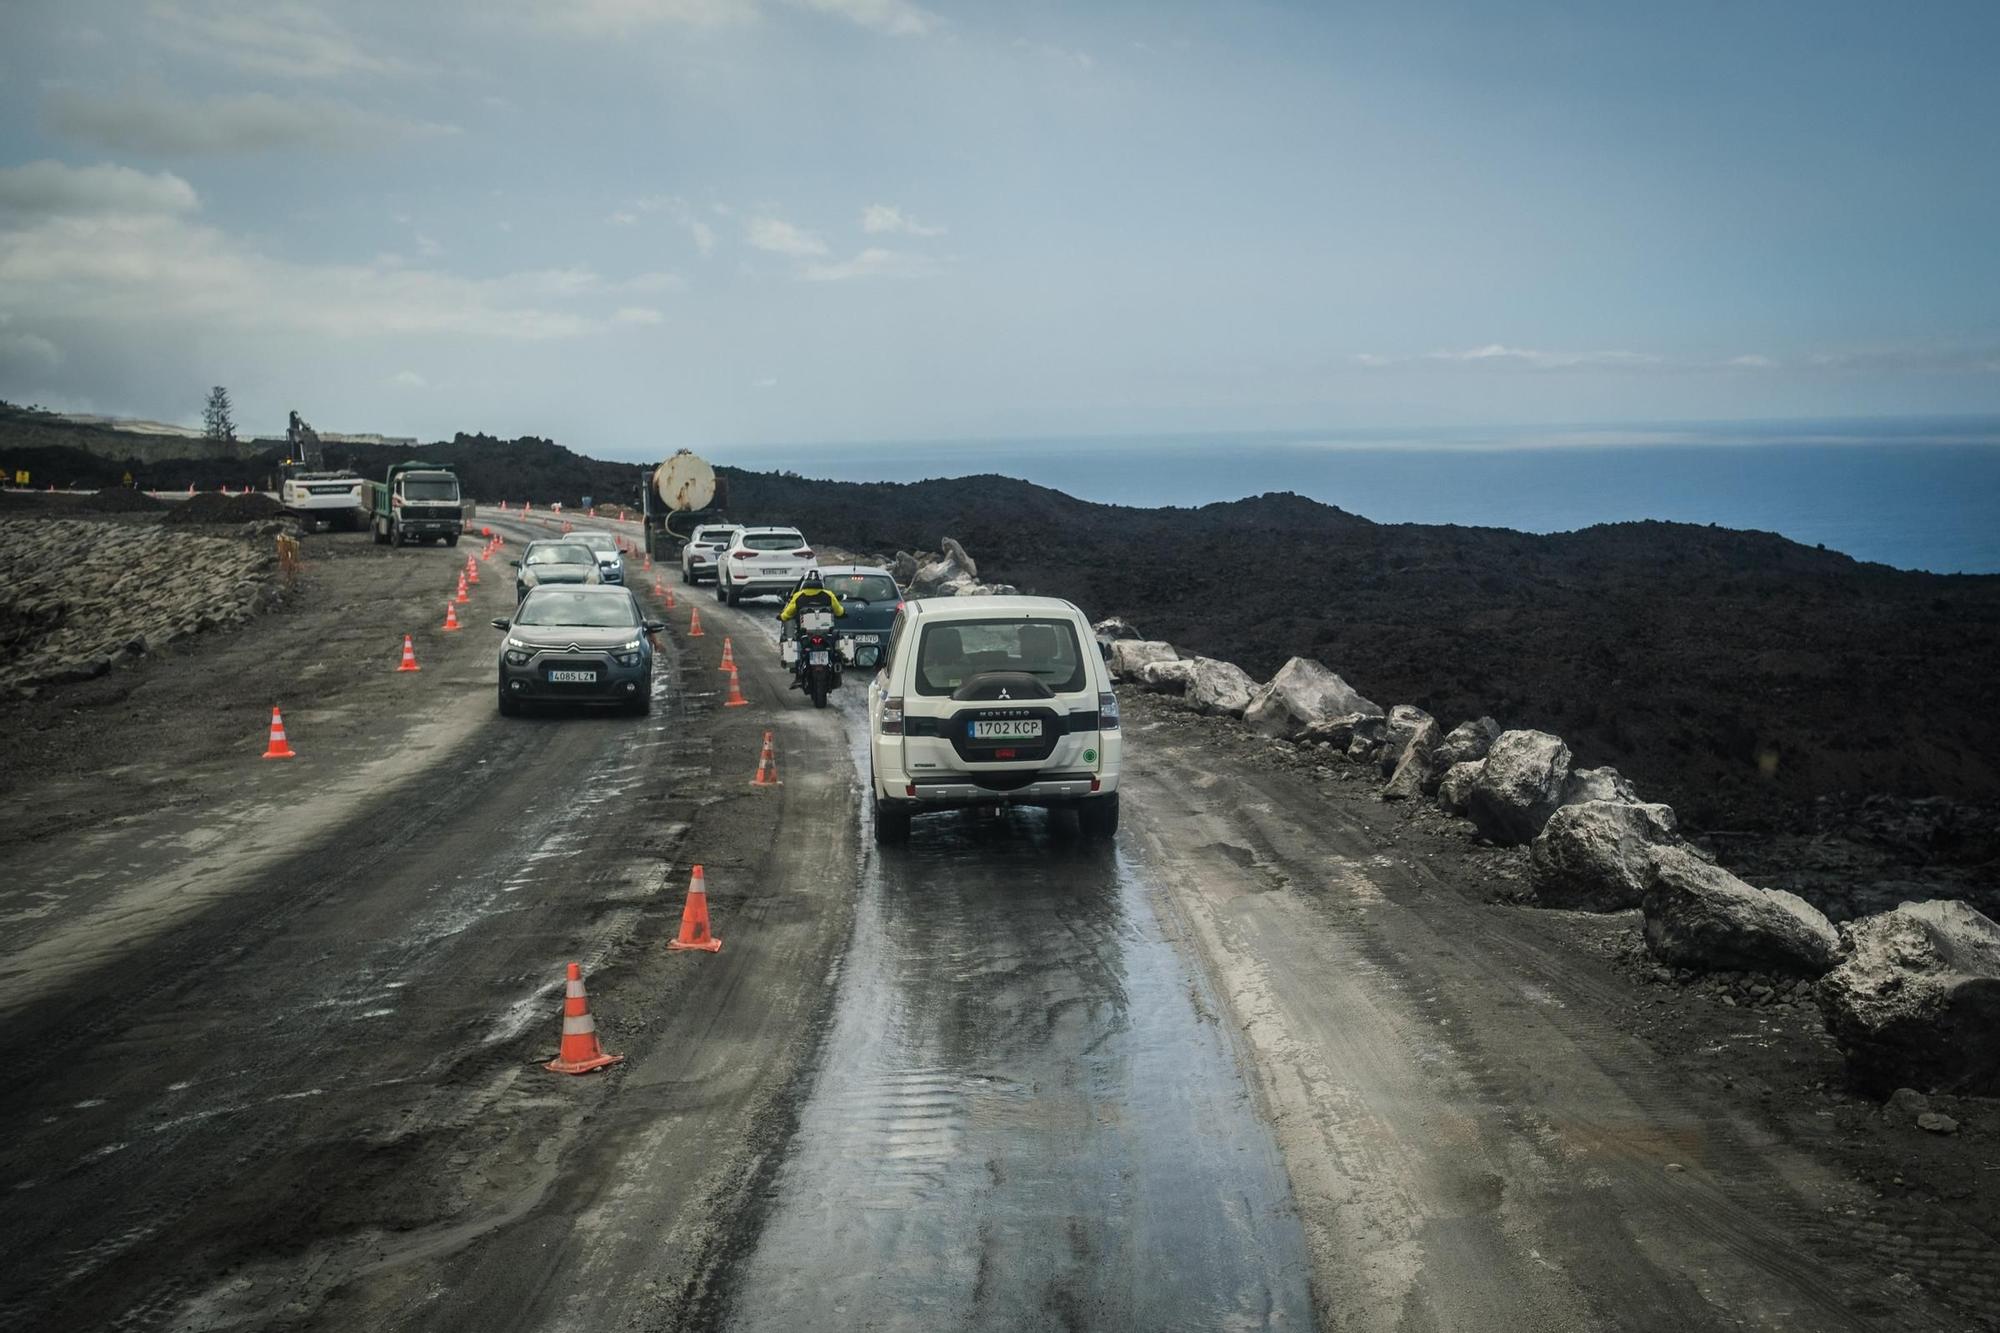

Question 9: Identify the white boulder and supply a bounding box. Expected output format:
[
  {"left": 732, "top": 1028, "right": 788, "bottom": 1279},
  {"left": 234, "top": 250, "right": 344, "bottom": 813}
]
[
  {"left": 1529, "top": 801, "right": 1681, "bottom": 911},
  {"left": 1436, "top": 717, "right": 1502, "bottom": 768},
  {"left": 1817, "top": 900, "right": 2000, "bottom": 1096},
  {"left": 1244, "top": 658, "right": 1381, "bottom": 741},
  {"left": 1138, "top": 658, "right": 1198, "bottom": 693},
  {"left": 1108, "top": 640, "right": 1178, "bottom": 683},
  {"left": 1466, "top": 730, "right": 1572, "bottom": 845},
  {"left": 1436, "top": 761, "right": 1483, "bottom": 817},
  {"left": 1641, "top": 847, "right": 1842, "bottom": 977},
  {"left": 1564, "top": 766, "right": 1639, "bottom": 806},
  {"left": 1381, "top": 716, "right": 1444, "bottom": 801},
  {"left": 1184, "top": 658, "right": 1258, "bottom": 718}
]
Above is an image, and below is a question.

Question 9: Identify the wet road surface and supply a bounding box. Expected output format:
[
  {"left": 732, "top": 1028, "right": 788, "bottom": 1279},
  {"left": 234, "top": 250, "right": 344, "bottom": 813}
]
[{"left": 723, "top": 810, "right": 1311, "bottom": 1330}]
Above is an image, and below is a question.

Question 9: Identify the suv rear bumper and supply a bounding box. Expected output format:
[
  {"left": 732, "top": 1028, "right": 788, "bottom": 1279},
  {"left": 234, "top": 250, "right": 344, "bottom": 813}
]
[{"left": 878, "top": 771, "right": 1119, "bottom": 813}]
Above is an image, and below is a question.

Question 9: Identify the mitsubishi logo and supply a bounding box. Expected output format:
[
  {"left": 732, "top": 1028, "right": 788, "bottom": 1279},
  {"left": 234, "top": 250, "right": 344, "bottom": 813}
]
[{"left": 997, "top": 688, "right": 1012, "bottom": 699}]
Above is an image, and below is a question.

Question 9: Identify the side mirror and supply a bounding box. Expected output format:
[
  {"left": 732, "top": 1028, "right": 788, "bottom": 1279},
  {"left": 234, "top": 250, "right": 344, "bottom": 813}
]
[
  {"left": 491, "top": 618, "right": 511, "bottom": 630},
  {"left": 509, "top": 559, "right": 521, "bottom": 567},
  {"left": 643, "top": 620, "right": 666, "bottom": 633}
]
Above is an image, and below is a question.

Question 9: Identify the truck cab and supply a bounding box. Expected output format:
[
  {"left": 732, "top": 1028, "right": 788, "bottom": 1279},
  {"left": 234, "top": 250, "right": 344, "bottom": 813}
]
[{"left": 369, "top": 463, "right": 465, "bottom": 547}]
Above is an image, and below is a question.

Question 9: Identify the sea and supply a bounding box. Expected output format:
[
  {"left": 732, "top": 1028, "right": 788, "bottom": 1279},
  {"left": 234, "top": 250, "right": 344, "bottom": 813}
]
[{"left": 723, "top": 417, "right": 2000, "bottom": 576}]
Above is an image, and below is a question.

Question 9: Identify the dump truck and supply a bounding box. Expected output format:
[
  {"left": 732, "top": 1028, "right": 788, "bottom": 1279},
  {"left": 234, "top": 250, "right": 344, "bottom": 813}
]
[
  {"left": 640, "top": 450, "right": 729, "bottom": 561},
  {"left": 365, "top": 462, "right": 465, "bottom": 547}
]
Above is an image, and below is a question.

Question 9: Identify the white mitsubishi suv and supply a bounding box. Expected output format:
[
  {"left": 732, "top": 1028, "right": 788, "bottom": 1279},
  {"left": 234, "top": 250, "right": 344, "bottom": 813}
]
[{"left": 866, "top": 596, "right": 1122, "bottom": 844}]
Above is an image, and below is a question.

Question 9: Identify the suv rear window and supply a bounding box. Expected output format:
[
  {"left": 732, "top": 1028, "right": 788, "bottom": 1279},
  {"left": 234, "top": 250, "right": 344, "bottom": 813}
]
[
  {"left": 913, "top": 618, "right": 1086, "bottom": 697},
  {"left": 742, "top": 532, "right": 804, "bottom": 551}
]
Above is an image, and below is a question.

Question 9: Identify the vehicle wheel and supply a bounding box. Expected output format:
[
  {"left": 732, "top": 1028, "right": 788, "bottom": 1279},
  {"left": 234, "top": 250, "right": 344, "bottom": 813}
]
[
  {"left": 372, "top": 522, "right": 387, "bottom": 546},
  {"left": 873, "top": 786, "right": 911, "bottom": 845},
  {"left": 498, "top": 687, "right": 521, "bottom": 717},
  {"left": 445, "top": 534, "right": 459, "bottom": 547},
  {"left": 715, "top": 578, "right": 727, "bottom": 603},
  {"left": 1078, "top": 792, "right": 1120, "bottom": 839},
  {"left": 392, "top": 524, "right": 405, "bottom": 547},
  {"left": 724, "top": 583, "right": 739, "bottom": 606},
  {"left": 811, "top": 673, "right": 828, "bottom": 708},
  {"left": 626, "top": 688, "right": 652, "bottom": 716},
  {"left": 680, "top": 566, "right": 692, "bottom": 585}
]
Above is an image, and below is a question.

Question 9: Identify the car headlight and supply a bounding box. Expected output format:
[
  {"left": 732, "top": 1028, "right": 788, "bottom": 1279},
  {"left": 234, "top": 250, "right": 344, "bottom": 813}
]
[
  {"left": 612, "top": 638, "right": 643, "bottom": 666},
  {"left": 505, "top": 648, "right": 531, "bottom": 665}
]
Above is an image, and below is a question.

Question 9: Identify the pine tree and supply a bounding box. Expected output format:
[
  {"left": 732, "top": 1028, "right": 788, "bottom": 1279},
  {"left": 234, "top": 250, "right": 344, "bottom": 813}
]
[{"left": 202, "top": 385, "right": 236, "bottom": 443}]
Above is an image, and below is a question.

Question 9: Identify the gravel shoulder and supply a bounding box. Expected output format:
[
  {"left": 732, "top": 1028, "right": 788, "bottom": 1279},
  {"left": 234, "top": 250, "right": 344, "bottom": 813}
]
[{"left": 1123, "top": 691, "right": 1998, "bottom": 1331}]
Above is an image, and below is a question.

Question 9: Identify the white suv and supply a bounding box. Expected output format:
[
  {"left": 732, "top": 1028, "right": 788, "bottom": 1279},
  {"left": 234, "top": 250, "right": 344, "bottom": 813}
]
[
  {"left": 680, "top": 523, "right": 741, "bottom": 586},
  {"left": 866, "top": 596, "right": 1122, "bottom": 844},
  {"left": 717, "top": 526, "right": 813, "bottom": 604}
]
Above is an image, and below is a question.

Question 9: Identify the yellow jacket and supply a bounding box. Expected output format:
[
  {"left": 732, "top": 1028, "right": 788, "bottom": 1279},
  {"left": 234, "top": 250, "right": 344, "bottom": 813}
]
[{"left": 779, "top": 586, "right": 844, "bottom": 621}]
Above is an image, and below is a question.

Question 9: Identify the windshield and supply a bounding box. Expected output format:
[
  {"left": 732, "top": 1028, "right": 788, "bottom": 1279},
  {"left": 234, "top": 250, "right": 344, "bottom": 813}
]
[
  {"left": 825, "top": 573, "right": 898, "bottom": 603},
  {"left": 695, "top": 527, "right": 738, "bottom": 545},
  {"left": 743, "top": 531, "right": 804, "bottom": 551},
  {"left": 914, "top": 618, "right": 1086, "bottom": 696},
  {"left": 526, "top": 544, "right": 594, "bottom": 566},
  {"left": 574, "top": 534, "right": 618, "bottom": 555},
  {"left": 401, "top": 477, "right": 458, "bottom": 502},
  {"left": 515, "top": 589, "right": 640, "bottom": 627}
]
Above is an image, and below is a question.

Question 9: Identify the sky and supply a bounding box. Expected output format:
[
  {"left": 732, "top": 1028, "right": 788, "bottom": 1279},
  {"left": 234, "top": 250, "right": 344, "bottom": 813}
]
[{"left": 0, "top": 0, "right": 1997, "bottom": 460}]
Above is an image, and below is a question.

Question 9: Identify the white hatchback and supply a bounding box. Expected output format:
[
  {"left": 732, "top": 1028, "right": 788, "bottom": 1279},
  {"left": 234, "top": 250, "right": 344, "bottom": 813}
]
[
  {"left": 866, "top": 596, "right": 1122, "bottom": 843},
  {"left": 717, "top": 526, "right": 813, "bottom": 604},
  {"left": 680, "top": 522, "right": 741, "bottom": 586}
]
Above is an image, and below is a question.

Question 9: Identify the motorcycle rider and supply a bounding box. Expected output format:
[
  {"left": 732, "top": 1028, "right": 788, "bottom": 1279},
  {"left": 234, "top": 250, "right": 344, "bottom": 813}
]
[
  {"left": 778, "top": 570, "right": 845, "bottom": 690},
  {"left": 777, "top": 569, "right": 845, "bottom": 625}
]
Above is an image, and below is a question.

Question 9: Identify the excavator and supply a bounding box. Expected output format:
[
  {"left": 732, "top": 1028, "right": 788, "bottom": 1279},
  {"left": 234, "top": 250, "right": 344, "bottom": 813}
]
[{"left": 277, "top": 411, "right": 365, "bottom": 532}]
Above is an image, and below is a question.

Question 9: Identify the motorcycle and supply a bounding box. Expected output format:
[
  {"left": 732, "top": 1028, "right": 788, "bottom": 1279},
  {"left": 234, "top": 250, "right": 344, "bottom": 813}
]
[{"left": 782, "top": 606, "right": 844, "bottom": 708}]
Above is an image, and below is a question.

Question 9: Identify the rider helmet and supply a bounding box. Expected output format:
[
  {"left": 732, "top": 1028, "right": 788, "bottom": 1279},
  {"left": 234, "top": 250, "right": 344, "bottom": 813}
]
[{"left": 802, "top": 568, "right": 824, "bottom": 589}]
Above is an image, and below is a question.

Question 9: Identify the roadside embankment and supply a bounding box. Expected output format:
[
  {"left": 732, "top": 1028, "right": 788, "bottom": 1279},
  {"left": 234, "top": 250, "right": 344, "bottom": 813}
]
[{"left": 0, "top": 517, "right": 284, "bottom": 693}]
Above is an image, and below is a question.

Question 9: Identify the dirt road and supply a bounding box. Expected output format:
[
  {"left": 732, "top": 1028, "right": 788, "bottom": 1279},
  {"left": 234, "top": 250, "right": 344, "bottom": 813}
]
[{"left": 0, "top": 514, "right": 1990, "bottom": 1331}]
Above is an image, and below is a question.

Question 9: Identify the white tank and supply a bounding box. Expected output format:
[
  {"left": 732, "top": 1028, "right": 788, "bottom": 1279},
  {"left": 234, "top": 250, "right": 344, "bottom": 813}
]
[{"left": 651, "top": 450, "right": 717, "bottom": 512}]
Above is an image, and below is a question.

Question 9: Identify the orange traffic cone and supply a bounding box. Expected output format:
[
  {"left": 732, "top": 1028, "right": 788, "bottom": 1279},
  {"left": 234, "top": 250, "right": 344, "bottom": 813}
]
[
  {"left": 262, "top": 706, "right": 296, "bottom": 759},
  {"left": 723, "top": 664, "right": 749, "bottom": 708},
  {"left": 455, "top": 574, "right": 469, "bottom": 605},
  {"left": 465, "top": 557, "right": 479, "bottom": 585},
  {"left": 664, "top": 585, "right": 677, "bottom": 610},
  {"left": 719, "top": 637, "right": 736, "bottom": 672},
  {"left": 688, "top": 607, "right": 705, "bottom": 638},
  {"left": 442, "top": 602, "right": 461, "bottom": 632},
  {"left": 643, "top": 554, "right": 652, "bottom": 571},
  {"left": 545, "top": 962, "right": 624, "bottom": 1075},
  {"left": 751, "top": 731, "right": 781, "bottom": 787},
  {"left": 397, "top": 634, "right": 420, "bottom": 672},
  {"left": 669, "top": 866, "right": 722, "bottom": 952}
]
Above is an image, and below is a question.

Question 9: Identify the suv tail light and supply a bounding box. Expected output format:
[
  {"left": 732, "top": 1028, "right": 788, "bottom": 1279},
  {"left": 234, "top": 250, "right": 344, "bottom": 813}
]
[
  {"left": 881, "top": 696, "right": 905, "bottom": 735},
  {"left": 795, "top": 548, "right": 814, "bottom": 558},
  {"left": 732, "top": 550, "right": 755, "bottom": 561},
  {"left": 1098, "top": 691, "right": 1120, "bottom": 730}
]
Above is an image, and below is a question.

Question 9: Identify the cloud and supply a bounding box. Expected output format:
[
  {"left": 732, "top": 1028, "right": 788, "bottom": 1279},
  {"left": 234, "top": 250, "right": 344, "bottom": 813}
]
[
  {"left": 607, "top": 210, "right": 639, "bottom": 225},
  {"left": 624, "top": 271, "right": 684, "bottom": 293},
  {"left": 860, "top": 203, "right": 944, "bottom": 237},
  {"left": 387, "top": 369, "right": 428, "bottom": 388},
  {"left": 1727, "top": 354, "right": 1778, "bottom": 369},
  {"left": 1423, "top": 344, "right": 1664, "bottom": 370},
  {"left": 148, "top": 1, "right": 422, "bottom": 79},
  {"left": 0, "top": 161, "right": 198, "bottom": 218},
  {"left": 745, "top": 216, "right": 828, "bottom": 258},
  {"left": 631, "top": 195, "right": 716, "bottom": 255},
  {"left": 538, "top": 0, "right": 934, "bottom": 36},
  {"left": 0, "top": 328, "right": 65, "bottom": 378},
  {"left": 800, "top": 246, "right": 942, "bottom": 282},
  {"left": 43, "top": 90, "right": 459, "bottom": 156},
  {"left": 415, "top": 232, "right": 443, "bottom": 257},
  {"left": 795, "top": 0, "right": 937, "bottom": 37},
  {"left": 0, "top": 204, "right": 620, "bottom": 338},
  {"left": 611, "top": 306, "right": 665, "bottom": 325}
]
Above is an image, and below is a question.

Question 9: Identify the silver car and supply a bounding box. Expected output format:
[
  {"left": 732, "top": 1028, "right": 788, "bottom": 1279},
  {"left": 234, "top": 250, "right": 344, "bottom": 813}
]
[
  {"left": 568, "top": 530, "right": 625, "bottom": 585},
  {"left": 513, "top": 541, "right": 601, "bottom": 603}
]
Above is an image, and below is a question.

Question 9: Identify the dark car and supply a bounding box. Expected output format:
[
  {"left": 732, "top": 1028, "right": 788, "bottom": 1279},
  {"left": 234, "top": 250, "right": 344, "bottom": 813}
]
[
  {"left": 493, "top": 586, "right": 664, "bottom": 716},
  {"left": 513, "top": 540, "right": 601, "bottom": 603},
  {"left": 816, "top": 565, "right": 902, "bottom": 667}
]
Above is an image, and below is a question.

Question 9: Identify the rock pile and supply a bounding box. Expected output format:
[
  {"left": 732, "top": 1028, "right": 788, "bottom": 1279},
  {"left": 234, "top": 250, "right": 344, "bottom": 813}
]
[
  {"left": 891, "top": 536, "right": 1019, "bottom": 598},
  {"left": 163, "top": 492, "right": 285, "bottom": 525},
  {"left": 1107, "top": 610, "right": 2000, "bottom": 1098},
  {"left": 0, "top": 519, "right": 277, "bottom": 691}
]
